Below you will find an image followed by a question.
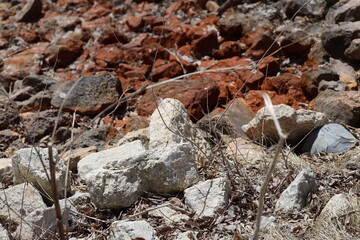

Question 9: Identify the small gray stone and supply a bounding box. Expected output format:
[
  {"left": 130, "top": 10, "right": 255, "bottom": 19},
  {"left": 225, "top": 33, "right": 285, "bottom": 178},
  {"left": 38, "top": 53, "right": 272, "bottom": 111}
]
[
  {"left": 109, "top": 220, "right": 159, "bottom": 240},
  {"left": 345, "top": 38, "right": 360, "bottom": 61},
  {"left": 276, "top": 169, "right": 318, "bottom": 212},
  {"left": 184, "top": 177, "right": 231, "bottom": 219},
  {"left": 51, "top": 72, "right": 122, "bottom": 115}
]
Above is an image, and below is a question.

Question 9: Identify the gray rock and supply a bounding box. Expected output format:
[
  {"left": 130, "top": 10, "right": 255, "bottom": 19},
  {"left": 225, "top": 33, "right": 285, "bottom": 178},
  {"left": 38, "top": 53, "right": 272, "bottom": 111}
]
[
  {"left": 0, "top": 183, "right": 46, "bottom": 224},
  {"left": 282, "top": 0, "right": 327, "bottom": 19},
  {"left": 319, "top": 193, "right": 359, "bottom": 220},
  {"left": 71, "top": 125, "right": 110, "bottom": 150},
  {"left": 15, "top": 202, "right": 69, "bottom": 240},
  {"left": 149, "top": 98, "right": 211, "bottom": 166},
  {"left": 345, "top": 38, "right": 360, "bottom": 61},
  {"left": 327, "top": 58, "right": 358, "bottom": 89},
  {"left": 0, "top": 129, "right": 20, "bottom": 150},
  {"left": 11, "top": 75, "right": 56, "bottom": 101},
  {"left": 0, "top": 158, "right": 12, "bottom": 183},
  {"left": 276, "top": 169, "right": 318, "bottom": 212},
  {"left": 260, "top": 216, "right": 276, "bottom": 230},
  {"left": 17, "top": 90, "right": 53, "bottom": 113},
  {"left": 321, "top": 22, "right": 360, "bottom": 59},
  {"left": 23, "top": 110, "right": 71, "bottom": 141},
  {"left": 0, "top": 224, "right": 10, "bottom": 240},
  {"left": 217, "top": 12, "right": 243, "bottom": 38},
  {"left": 12, "top": 147, "right": 70, "bottom": 198},
  {"left": 109, "top": 220, "right": 159, "bottom": 240},
  {"left": 0, "top": 88, "right": 19, "bottom": 130},
  {"left": 312, "top": 90, "right": 360, "bottom": 127},
  {"left": 301, "top": 67, "right": 339, "bottom": 98},
  {"left": 326, "top": 0, "right": 360, "bottom": 23},
  {"left": 300, "top": 123, "right": 357, "bottom": 154},
  {"left": 116, "top": 127, "right": 149, "bottom": 148},
  {"left": 149, "top": 206, "right": 190, "bottom": 224},
  {"left": 184, "top": 177, "right": 231, "bottom": 219},
  {"left": 80, "top": 142, "right": 199, "bottom": 209},
  {"left": 51, "top": 72, "right": 122, "bottom": 115},
  {"left": 242, "top": 104, "right": 328, "bottom": 144}
]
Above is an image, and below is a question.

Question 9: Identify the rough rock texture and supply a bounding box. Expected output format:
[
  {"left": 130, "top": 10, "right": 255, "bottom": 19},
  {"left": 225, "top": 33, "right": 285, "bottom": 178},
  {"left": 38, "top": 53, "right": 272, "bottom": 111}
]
[
  {"left": 16, "top": 0, "right": 42, "bottom": 22},
  {"left": 0, "top": 183, "right": 46, "bottom": 224},
  {"left": 12, "top": 147, "right": 69, "bottom": 198},
  {"left": 149, "top": 98, "right": 211, "bottom": 166},
  {"left": 137, "top": 78, "right": 220, "bottom": 121},
  {"left": 226, "top": 138, "right": 266, "bottom": 164},
  {"left": 51, "top": 72, "right": 122, "bottom": 114},
  {"left": 312, "top": 90, "right": 360, "bottom": 127},
  {"left": 16, "top": 202, "right": 69, "bottom": 240},
  {"left": 78, "top": 140, "right": 145, "bottom": 179},
  {"left": 326, "top": 0, "right": 360, "bottom": 23},
  {"left": 62, "top": 146, "right": 97, "bottom": 171},
  {"left": 110, "top": 220, "right": 159, "bottom": 240},
  {"left": 0, "top": 225, "right": 10, "bottom": 240},
  {"left": 242, "top": 104, "right": 328, "bottom": 144},
  {"left": 0, "top": 89, "right": 19, "bottom": 130},
  {"left": 276, "top": 169, "right": 319, "bottom": 212},
  {"left": 345, "top": 38, "right": 360, "bottom": 61},
  {"left": 319, "top": 193, "right": 360, "bottom": 220},
  {"left": 301, "top": 67, "right": 339, "bottom": 98},
  {"left": 81, "top": 143, "right": 199, "bottom": 209},
  {"left": 0, "top": 158, "right": 12, "bottom": 183},
  {"left": 184, "top": 177, "right": 231, "bottom": 219}
]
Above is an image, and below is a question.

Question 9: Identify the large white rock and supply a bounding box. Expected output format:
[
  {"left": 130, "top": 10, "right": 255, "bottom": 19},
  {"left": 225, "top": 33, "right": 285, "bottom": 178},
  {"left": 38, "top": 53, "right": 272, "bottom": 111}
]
[
  {"left": 276, "top": 169, "right": 318, "bottom": 212},
  {"left": 149, "top": 98, "right": 211, "bottom": 166},
  {"left": 184, "top": 177, "right": 231, "bottom": 219},
  {"left": 0, "top": 183, "right": 46, "bottom": 224},
  {"left": 109, "top": 220, "right": 159, "bottom": 240},
  {"left": 78, "top": 140, "right": 146, "bottom": 179},
  {"left": 85, "top": 143, "right": 200, "bottom": 209},
  {"left": 242, "top": 104, "right": 328, "bottom": 143},
  {"left": 12, "top": 147, "right": 69, "bottom": 198}
]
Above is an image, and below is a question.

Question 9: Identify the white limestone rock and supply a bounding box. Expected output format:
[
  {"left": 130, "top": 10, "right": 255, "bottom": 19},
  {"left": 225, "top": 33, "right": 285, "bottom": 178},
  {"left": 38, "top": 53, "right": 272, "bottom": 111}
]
[
  {"left": 276, "top": 169, "right": 318, "bottom": 212},
  {"left": 0, "top": 224, "right": 10, "bottom": 240},
  {"left": 242, "top": 104, "right": 328, "bottom": 144},
  {"left": 149, "top": 98, "right": 211, "bottom": 166},
  {"left": 85, "top": 143, "right": 200, "bottom": 209},
  {"left": 109, "top": 220, "right": 159, "bottom": 240},
  {"left": 0, "top": 183, "right": 46, "bottom": 224},
  {"left": 77, "top": 140, "right": 146, "bottom": 180},
  {"left": 184, "top": 177, "right": 231, "bottom": 219},
  {"left": 12, "top": 147, "right": 69, "bottom": 198}
]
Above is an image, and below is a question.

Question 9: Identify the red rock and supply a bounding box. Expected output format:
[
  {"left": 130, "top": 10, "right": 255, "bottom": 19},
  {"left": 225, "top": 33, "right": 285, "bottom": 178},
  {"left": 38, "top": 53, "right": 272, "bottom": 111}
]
[
  {"left": 120, "top": 63, "right": 151, "bottom": 81},
  {"left": 94, "top": 45, "right": 124, "bottom": 68},
  {"left": 257, "top": 56, "right": 280, "bottom": 76},
  {"left": 166, "top": 0, "right": 184, "bottom": 16},
  {"left": 213, "top": 41, "right": 245, "bottom": 59},
  {"left": 81, "top": 16, "right": 111, "bottom": 31},
  {"left": 97, "top": 28, "right": 129, "bottom": 45},
  {"left": 16, "top": 0, "right": 42, "bottom": 22},
  {"left": 192, "top": 31, "right": 219, "bottom": 59},
  {"left": 19, "top": 28, "right": 38, "bottom": 43},
  {"left": 83, "top": 2, "right": 112, "bottom": 20},
  {"left": 245, "top": 31, "right": 281, "bottom": 59},
  {"left": 45, "top": 30, "right": 85, "bottom": 68},
  {"left": 149, "top": 61, "right": 183, "bottom": 81},
  {"left": 2, "top": 42, "right": 48, "bottom": 79},
  {"left": 136, "top": 77, "right": 220, "bottom": 121},
  {"left": 262, "top": 73, "right": 303, "bottom": 94},
  {"left": 124, "top": 44, "right": 170, "bottom": 65},
  {"left": 125, "top": 15, "right": 144, "bottom": 32}
]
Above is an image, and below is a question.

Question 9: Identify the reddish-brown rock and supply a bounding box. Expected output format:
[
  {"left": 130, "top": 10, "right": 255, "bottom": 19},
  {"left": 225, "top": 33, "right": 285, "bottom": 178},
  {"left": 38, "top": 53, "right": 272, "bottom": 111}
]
[
  {"left": 16, "top": 0, "right": 42, "bottom": 22},
  {"left": 45, "top": 30, "right": 85, "bottom": 68},
  {"left": 2, "top": 42, "right": 47, "bottom": 79},
  {"left": 137, "top": 77, "right": 220, "bottom": 121},
  {"left": 97, "top": 28, "right": 129, "bottom": 45},
  {"left": 192, "top": 31, "right": 219, "bottom": 59},
  {"left": 245, "top": 32, "right": 281, "bottom": 59},
  {"left": 126, "top": 115, "right": 150, "bottom": 133},
  {"left": 149, "top": 60, "right": 183, "bottom": 81},
  {"left": 94, "top": 45, "right": 124, "bottom": 68},
  {"left": 125, "top": 15, "right": 144, "bottom": 32},
  {"left": 213, "top": 41, "right": 246, "bottom": 59}
]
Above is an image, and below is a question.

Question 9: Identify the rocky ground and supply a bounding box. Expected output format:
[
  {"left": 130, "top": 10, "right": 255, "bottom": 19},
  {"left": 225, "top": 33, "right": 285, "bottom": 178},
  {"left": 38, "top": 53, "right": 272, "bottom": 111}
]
[{"left": 0, "top": 0, "right": 359, "bottom": 239}]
